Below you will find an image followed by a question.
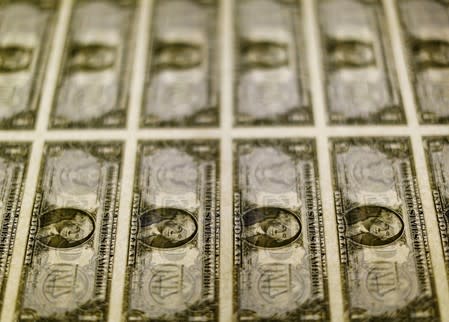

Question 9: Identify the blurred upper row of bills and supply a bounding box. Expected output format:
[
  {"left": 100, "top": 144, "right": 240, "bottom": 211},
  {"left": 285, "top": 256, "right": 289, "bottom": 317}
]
[{"left": 0, "top": 0, "right": 448, "bottom": 129}]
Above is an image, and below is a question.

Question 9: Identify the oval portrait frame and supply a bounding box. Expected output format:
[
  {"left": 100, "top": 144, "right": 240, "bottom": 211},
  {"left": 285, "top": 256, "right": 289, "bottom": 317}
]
[
  {"left": 242, "top": 207, "right": 301, "bottom": 249},
  {"left": 37, "top": 208, "right": 95, "bottom": 249},
  {"left": 344, "top": 205, "right": 405, "bottom": 247},
  {"left": 138, "top": 208, "right": 198, "bottom": 249}
]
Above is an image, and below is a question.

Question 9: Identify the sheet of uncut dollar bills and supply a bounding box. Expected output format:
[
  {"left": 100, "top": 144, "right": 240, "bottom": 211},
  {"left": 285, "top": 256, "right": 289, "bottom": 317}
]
[{"left": 0, "top": 0, "right": 449, "bottom": 321}]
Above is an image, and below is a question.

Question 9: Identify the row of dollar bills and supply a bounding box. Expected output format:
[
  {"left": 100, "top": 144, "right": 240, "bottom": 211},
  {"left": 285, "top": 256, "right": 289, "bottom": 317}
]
[
  {"left": 0, "top": 0, "right": 448, "bottom": 128},
  {"left": 1, "top": 137, "right": 449, "bottom": 321},
  {"left": 0, "top": 0, "right": 448, "bottom": 321}
]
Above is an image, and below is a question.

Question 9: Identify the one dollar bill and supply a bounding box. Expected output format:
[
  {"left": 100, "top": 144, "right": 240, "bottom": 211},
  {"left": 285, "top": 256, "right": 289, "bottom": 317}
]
[
  {"left": 397, "top": 0, "right": 449, "bottom": 124},
  {"left": 424, "top": 137, "right": 449, "bottom": 280},
  {"left": 0, "top": 144, "right": 30, "bottom": 308},
  {"left": 50, "top": 0, "right": 137, "bottom": 128},
  {"left": 0, "top": 0, "right": 57, "bottom": 129},
  {"left": 124, "top": 140, "right": 220, "bottom": 321},
  {"left": 235, "top": 0, "right": 312, "bottom": 126},
  {"left": 17, "top": 142, "right": 122, "bottom": 321},
  {"left": 331, "top": 137, "right": 439, "bottom": 320},
  {"left": 317, "top": 0, "right": 404, "bottom": 124},
  {"left": 233, "top": 139, "right": 329, "bottom": 321},
  {"left": 141, "top": 0, "right": 219, "bottom": 127}
]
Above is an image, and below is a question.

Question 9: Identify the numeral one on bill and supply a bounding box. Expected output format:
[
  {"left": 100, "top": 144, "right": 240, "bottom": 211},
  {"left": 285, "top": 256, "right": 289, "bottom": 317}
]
[
  {"left": 0, "top": 0, "right": 57, "bottom": 129},
  {"left": 141, "top": 0, "right": 218, "bottom": 127},
  {"left": 318, "top": 0, "right": 404, "bottom": 124},
  {"left": 50, "top": 0, "right": 137, "bottom": 128},
  {"left": 124, "top": 141, "right": 220, "bottom": 321},
  {"left": 235, "top": 0, "right": 312, "bottom": 126},
  {"left": 397, "top": 0, "right": 449, "bottom": 124},
  {"left": 234, "top": 139, "right": 328, "bottom": 321},
  {"left": 17, "top": 142, "right": 122, "bottom": 321},
  {"left": 331, "top": 138, "right": 439, "bottom": 320},
  {"left": 425, "top": 137, "right": 449, "bottom": 279},
  {"left": 0, "top": 144, "right": 30, "bottom": 308}
]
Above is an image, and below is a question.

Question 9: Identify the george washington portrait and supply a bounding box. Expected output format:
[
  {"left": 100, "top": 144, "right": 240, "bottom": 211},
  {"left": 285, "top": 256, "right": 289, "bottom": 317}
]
[
  {"left": 37, "top": 208, "right": 95, "bottom": 248},
  {"left": 139, "top": 208, "right": 198, "bottom": 248},
  {"left": 345, "top": 205, "right": 404, "bottom": 247},
  {"left": 242, "top": 207, "right": 301, "bottom": 248}
]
